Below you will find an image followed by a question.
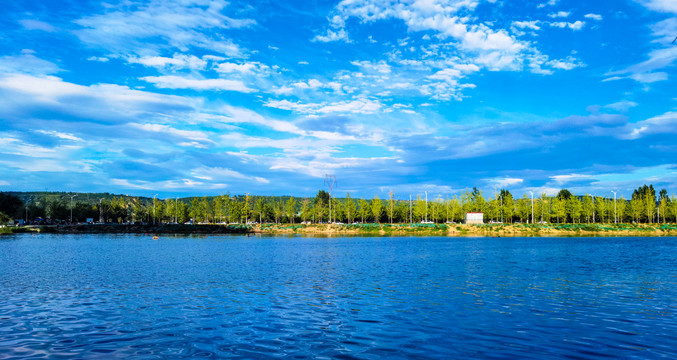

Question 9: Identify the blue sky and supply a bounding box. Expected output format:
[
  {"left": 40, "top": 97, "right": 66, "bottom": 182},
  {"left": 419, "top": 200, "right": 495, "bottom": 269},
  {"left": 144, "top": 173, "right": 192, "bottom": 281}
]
[{"left": 1, "top": 0, "right": 676, "bottom": 199}]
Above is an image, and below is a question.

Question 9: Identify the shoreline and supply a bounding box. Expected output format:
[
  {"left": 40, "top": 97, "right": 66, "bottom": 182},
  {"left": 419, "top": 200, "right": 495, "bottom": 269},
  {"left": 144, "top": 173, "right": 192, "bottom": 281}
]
[{"left": 2, "top": 223, "right": 677, "bottom": 237}]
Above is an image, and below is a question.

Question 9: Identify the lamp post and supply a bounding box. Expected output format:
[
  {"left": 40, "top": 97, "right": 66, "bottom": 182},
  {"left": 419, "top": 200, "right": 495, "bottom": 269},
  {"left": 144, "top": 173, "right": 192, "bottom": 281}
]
[
  {"left": 425, "top": 191, "right": 428, "bottom": 222},
  {"left": 500, "top": 192, "right": 503, "bottom": 223},
  {"left": 153, "top": 194, "right": 158, "bottom": 225},
  {"left": 25, "top": 197, "right": 31, "bottom": 224},
  {"left": 409, "top": 194, "right": 412, "bottom": 224},
  {"left": 611, "top": 190, "right": 617, "bottom": 224},
  {"left": 590, "top": 194, "right": 595, "bottom": 223},
  {"left": 529, "top": 191, "right": 534, "bottom": 224},
  {"left": 69, "top": 194, "right": 77, "bottom": 223}
]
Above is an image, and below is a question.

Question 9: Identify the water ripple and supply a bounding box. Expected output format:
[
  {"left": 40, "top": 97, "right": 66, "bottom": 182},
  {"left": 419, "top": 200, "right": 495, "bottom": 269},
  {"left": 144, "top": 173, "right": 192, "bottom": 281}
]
[{"left": 0, "top": 235, "right": 675, "bottom": 359}]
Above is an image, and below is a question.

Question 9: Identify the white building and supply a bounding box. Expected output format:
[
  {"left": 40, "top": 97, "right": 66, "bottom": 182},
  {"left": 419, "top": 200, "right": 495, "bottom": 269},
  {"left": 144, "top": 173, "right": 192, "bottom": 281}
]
[{"left": 465, "top": 212, "right": 484, "bottom": 224}]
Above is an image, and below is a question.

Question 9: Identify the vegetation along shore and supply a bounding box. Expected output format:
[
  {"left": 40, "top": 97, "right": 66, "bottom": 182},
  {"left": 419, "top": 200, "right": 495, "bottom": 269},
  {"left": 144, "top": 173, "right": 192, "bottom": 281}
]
[{"left": 2, "top": 183, "right": 676, "bottom": 237}]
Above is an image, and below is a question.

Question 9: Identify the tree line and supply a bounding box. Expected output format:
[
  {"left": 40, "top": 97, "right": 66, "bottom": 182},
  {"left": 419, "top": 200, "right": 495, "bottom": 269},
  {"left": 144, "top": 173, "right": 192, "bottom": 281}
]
[{"left": 1, "top": 184, "right": 676, "bottom": 225}]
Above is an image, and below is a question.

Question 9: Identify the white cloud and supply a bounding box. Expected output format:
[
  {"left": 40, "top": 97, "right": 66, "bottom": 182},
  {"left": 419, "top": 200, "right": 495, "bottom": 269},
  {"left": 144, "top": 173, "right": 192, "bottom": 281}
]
[
  {"left": 129, "top": 123, "right": 213, "bottom": 146},
  {"left": 622, "top": 111, "right": 677, "bottom": 139},
  {"left": 0, "top": 74, "right": 196, "bottom": 123},
  {"left": 313, "top": 28, "right": 350, "bottom": 43},
  {"left": 265, "top": 98, "right": 382, "bottom": 114},
  {"left": 547, "top": 56, "right": 584, "bottom": 70},
  {"left": 214, "top": 62, "right": 267, "bottom": 74},
  {"left": 538, "top": 0, "right": 559, "bottom": 8},
  {"left": 548, "top": 11, "right": 570, "bottom": 18},
  {"left": 584, "top": 13, "right": 603, "bottom": 21},
  {"left": 127, "top": 54, "right": 207, "bottom": 70},
  {"left": 636, "top": 0, "right": 677, "bottom": 14},
  {"left": 87, "top": 56, "right": 109, "bottom": 62},
  {"left": 550, "top": 174, "right": 592, "bottom": 183},
  {"left": 606, "top": 47, "right": 677, "bottom": 83},
  {"left": 74, "top": 0, "right": 255, "bottom": 57},
  {"left": 19, "top": 19, "right": 56, "bottom": 32},
  {"left": 36, "top": 130, "right": 84, "bottom": 142},
  {"left": 141, "top": 75, "right": 256, "bottom": 92},
  {"left": 351, "top": 60, "right": 392, "bottom": 74},
  {"left": 512, "top": 20, "right": 541, "bottom": 31},
  {"left": 488, "top": 177, "right": 524, "bottom": 188},
  {"left": 191, "top": 166, "right": 269, "bottom": 184},
  {"left": 548, "top": 21, "right": 585, "bottom": 30},
  {"left": 0, "top": 53, "right": 61, "bottom": 75},
  {"left": 603, "top": 100, "right": 638, "bottom": 112}
]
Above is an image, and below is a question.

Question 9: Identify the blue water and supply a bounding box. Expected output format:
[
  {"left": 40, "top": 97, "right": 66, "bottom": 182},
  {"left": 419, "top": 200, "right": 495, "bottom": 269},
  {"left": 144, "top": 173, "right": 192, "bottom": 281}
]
[{"left": 0, "top": 235, "right": 675, "bottom": 359}]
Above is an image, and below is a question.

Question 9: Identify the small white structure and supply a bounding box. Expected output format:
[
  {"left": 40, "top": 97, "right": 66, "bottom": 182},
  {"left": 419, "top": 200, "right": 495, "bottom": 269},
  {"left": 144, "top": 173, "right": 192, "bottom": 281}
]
[{"left": 465, "top": 212, "right": 484, "bottom": 224}]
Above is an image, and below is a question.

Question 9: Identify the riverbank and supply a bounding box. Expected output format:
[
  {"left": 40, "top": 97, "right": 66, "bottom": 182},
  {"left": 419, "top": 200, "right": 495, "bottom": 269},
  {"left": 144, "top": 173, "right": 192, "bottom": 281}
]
[
  {"left": 2, "top": 222, "right": 677, "bottom": 237},
  {"left": 1, "top": 223, "right": 251, "bottom": 235},
  {"left": 256, "top": 223, "right": 677, "bottom": 237}
]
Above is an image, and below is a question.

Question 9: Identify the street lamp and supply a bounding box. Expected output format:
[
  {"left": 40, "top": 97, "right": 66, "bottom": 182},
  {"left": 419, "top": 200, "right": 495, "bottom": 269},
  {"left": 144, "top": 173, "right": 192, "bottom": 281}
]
[
  {"left": 589, "top": 194, "right": 595, "bottom": 223},
  {"left": 153, "top": 194, "right": 158, "bottom": 225},
  {"left": 25, "top": 197, "right": 31, "bottom": 224},
  {"left": 611, "top": 190, "right": 617, "bottom": 224},
  {"left": 424, "top": 191, "right": 429, "bottom": 222},
  {"left": 528, "top": 191, "right": 534, "bottom": 224},
  {"left": 70, "top": 194, "right": 77, "bottom": 223},
  {"left": 409, "top": 194, "right": 412, "bottom": 224}
]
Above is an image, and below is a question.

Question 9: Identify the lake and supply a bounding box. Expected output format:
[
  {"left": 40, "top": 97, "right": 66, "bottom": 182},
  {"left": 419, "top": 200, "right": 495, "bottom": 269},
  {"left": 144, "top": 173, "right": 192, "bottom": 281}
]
[{"left": 0, "top": 234, "right": 675, "bottom": 359}]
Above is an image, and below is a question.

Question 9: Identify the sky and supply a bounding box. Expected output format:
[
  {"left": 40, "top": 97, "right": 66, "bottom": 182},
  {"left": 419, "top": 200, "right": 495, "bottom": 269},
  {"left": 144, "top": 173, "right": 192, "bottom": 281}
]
[{"left": 1, "top": 0, "right": 676, "bottom": 199}]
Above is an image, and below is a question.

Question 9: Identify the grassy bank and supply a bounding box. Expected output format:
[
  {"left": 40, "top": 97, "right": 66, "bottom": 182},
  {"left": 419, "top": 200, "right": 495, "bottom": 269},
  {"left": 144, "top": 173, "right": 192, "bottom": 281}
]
[
  {"left": 254, "top": 223, "right": 677, "bottom": 237},
  {"left": 2, "top": 224, "right": 251, "bottom": 235},
  {"left": 3, "top": 223, "right": 677, "bottom": 237}
]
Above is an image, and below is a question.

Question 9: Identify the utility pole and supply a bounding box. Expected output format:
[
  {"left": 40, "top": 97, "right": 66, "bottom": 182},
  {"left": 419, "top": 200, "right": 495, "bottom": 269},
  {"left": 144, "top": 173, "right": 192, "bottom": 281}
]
[
  {"left": 409, "top": 194, "right": 412, "bottom": 224},
  {"left": 611, "top": 190, "right": 617, "bottom": 224},
  {"left": 425, "top": 191, "right": 428, "bottom": 222},
  {"left": 325, "top": 175, "right": 335, "bottom": 224},
  {"left": 25, "top": 197, "right": 31, "bottom": 223},
  {"left": 529, "top": 191, "right": 534, "bottom": 224},
  {"left": 99, "top": 198, "right": 103, "bottom": 223},
  {"left": 591, "top": 195, "right": 595, "bottom": 223},
  {"left": 153, "top": 194, "right": 157, "bottom": 225},
  {"left": 500, "top": 193, "right": 503, "bottom": 223},
  {"left": 70, "top": 194, "right": 77, "bottom": 223}
]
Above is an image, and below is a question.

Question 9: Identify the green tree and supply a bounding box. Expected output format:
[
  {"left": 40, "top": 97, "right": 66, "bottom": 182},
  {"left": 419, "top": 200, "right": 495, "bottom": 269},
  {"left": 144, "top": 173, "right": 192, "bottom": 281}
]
[
  {"left": 285, "top": 197, "right": 297, "bottom": 224},
  {"left": 469, "top": 187, "right": 486, "bottom": 213},
  {"left": 616, "top": 196, "right": 627, "bottom": 223},
  {"left": 566, "top": 196, "right": 582, "bottom": 223},
  {"left": 516, "top": 194, "right": 530, "bottom": 223},
  {"left": 358, "top": 198, "right": 370, "bottom": 223},
  {"left": 255, "top": 197, "right": 265, "bottom": 223},
  {"left": 371, "top": 195, "right": 382, "bottom": 223},
  {"left": 536, "top": 193, "right": 550, "bottom": 223},
  {"left": 273, "top": 200, "right": 283, "bottom": 224},
  {"left": 499, "top": 190, "right": 514, "bottom": 223},
  {"left": 552, "top": 197, "right": 566, "bottom": 223},
  {"left": 345, "top": 193, "right": 356, "bottom": 223},
  {"left": 414, "top": 195, "right": 427, "bottom": 222},
  {"left": 301, "top": 198, "right": 310, "bottom": 223},
  {"left": 387, "top": 190, "right": 395, "bottom": 223},
  {"left": 630, "top": 196, "right": 643, "bottom": 223},
  {"left": 0, "top": 193, "right": 24, "bottom": 219}
]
